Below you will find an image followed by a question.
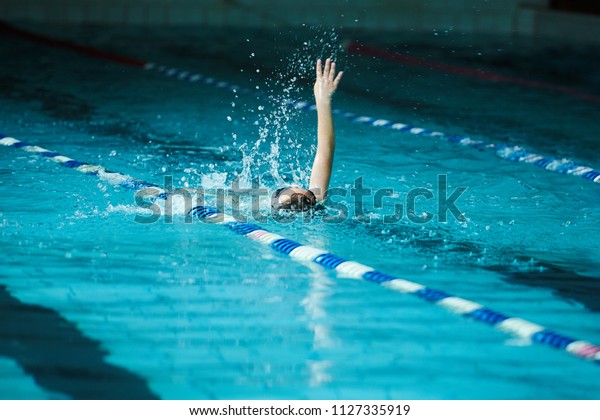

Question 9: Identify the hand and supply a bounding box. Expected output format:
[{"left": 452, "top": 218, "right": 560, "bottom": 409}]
[{"left": 314, "top": 58, "right": 343, "bottom": 106}]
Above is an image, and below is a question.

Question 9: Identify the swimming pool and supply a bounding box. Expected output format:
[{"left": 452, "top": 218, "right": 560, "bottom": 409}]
[{"left": 1, "top": 23, "right": 599, "bottom": 399}]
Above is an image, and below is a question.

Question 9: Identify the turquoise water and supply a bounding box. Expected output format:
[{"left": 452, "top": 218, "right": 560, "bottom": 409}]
[{"left": 1, "top": 24, "right": 600, "bottom": 399}]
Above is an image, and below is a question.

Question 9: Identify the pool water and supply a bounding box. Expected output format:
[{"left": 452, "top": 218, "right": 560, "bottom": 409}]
[{"left": 1, "top": 24, "right": 600, "bottom": 399}]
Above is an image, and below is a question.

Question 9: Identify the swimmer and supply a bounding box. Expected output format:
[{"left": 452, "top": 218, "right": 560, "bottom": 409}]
[{"left": 272, "top": 57, "right": 343, "bottom": 211}]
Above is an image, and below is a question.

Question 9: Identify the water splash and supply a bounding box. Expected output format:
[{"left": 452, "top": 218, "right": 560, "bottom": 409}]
[{"left": 235, "top": 26, "right": 345, "bottom": 190}]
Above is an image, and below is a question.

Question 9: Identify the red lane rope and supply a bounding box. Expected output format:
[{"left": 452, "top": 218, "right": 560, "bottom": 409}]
[
  {"left": 3, "top": 21, "right": 596, "bottom": 103},
  {"left": 0, "top": 21, "right": 147, "bottom": 68},
  {"left": 347, "top": 42, "right": 600, "bottom": 102}
]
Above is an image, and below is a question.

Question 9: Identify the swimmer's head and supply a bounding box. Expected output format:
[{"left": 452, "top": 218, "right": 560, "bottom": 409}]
[{"left": 272, "top": 185, "right": 317, "bottom": 212}]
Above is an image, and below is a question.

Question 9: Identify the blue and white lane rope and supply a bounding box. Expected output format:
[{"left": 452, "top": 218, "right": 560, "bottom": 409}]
[
  {"left": 2, "top": 133, "right": 599, "bottom": 364},
  {"left": 0, "top": 135, "right": 165, "bottom": 194},
  {"left": 189, "top": 206, "right": 600, "bottom": 364},
  {"left": 141, "top": 62, "right": 600, "bottom": 186}
]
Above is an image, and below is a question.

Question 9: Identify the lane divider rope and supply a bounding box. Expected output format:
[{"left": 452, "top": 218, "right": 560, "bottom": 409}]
[
  {"left": 345, "top": 41, "right": 600, "bottom": 103},
  {"left": 186, "top": 212, "right": 600, "bottom": 365},
  {"left": 0, "top": 135, "right": 164, "bottom": 194},
  {"left": 0, "top": 21, "right": 146, "bottom": 68},
  {"left": 2, "top": 22, "right": 600, "bottom": 185},
  {"left": 2, "top": 133, "right": 599, "bottom": 365}
]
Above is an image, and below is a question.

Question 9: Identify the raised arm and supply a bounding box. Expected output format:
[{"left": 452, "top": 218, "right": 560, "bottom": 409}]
[{"left": 309, "top": 58, "right": 343, "bottom": 202}]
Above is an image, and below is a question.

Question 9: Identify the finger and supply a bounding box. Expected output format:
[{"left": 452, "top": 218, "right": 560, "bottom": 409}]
[
  {"left": 329, "top": 62, "right": 336, "bottom": 82},
  {"left": 316, "top": 59, "right": 322, "bottom": 78},
  {"left": 324, "top": 57, "right": 331, "bottom": 78},
  {"left": 333, "top": 70, "right": 344, "bottom": 87}
]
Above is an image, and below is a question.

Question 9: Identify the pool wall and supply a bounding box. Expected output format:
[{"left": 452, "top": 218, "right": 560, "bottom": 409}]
[{"left": 2, "top": 0, "right": 600, "bottom": 46}]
